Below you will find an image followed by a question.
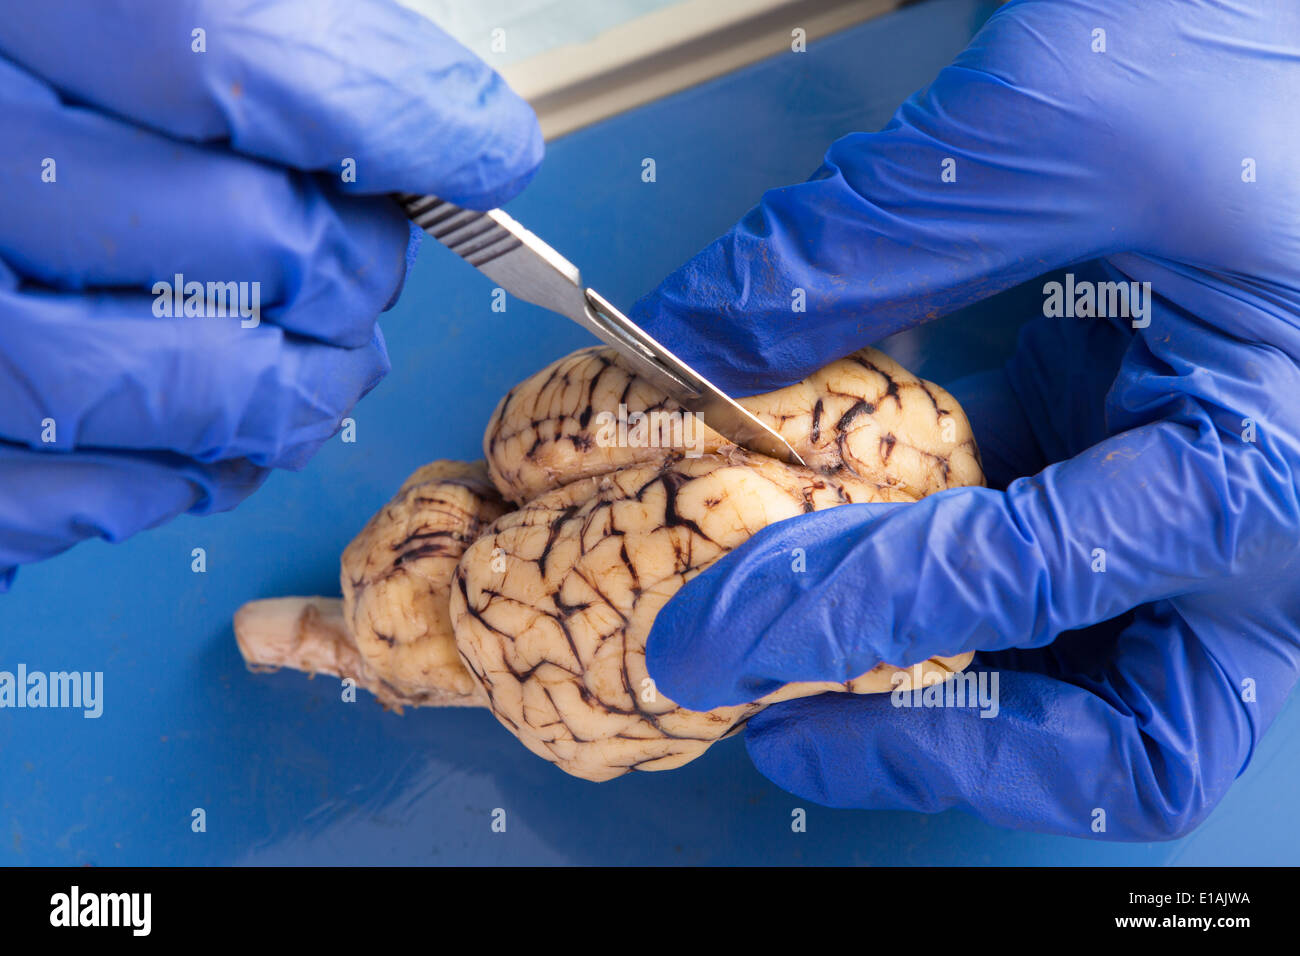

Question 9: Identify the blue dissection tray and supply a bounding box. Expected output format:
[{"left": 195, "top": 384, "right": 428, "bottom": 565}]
[{"left": 2, "top": 0, "right": 1296, "bottom": 865}]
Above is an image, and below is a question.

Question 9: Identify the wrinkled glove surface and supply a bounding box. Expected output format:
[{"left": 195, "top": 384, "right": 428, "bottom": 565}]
[
  {"left": 0, "top": 0, "right": 542, "bottom": 589},
  {"left": 635, "top": 0, "right": 1300, "bottom": 840}
]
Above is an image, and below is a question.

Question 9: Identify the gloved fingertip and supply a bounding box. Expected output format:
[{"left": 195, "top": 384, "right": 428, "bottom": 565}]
[
  {"left": 743, "top": 699, "right": 843, "bottom": 804},
  {"left": 441, "top": 98, "right": 544, "bottom": 210},
  {"left": 381, "top": 220, "right": 424, "bottom": 313},
  {"left": 644, "top": 600, "right": 732, "bottom": 712},
  {"left": 643, "top": 616, "right": 696, "bottom": 704},
  {"left": 182, "top": 458, "right": 273, "bottom": 515}
]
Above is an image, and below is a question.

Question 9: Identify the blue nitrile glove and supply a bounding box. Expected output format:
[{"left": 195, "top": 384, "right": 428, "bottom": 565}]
[
  {"left": 633, "top": 0, "right": 1300, "bottom": 840},
  {"left": 0, "top": 0, "right": 542, "bottom": 590}
]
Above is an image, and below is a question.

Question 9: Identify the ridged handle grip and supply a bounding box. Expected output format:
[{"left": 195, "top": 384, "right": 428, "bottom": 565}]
[{"left": 396, "top": 193, "right": 522, "bottom": 267}]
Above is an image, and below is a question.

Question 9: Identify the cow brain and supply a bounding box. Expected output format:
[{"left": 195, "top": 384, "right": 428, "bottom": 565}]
[{"left": 235, "top": 346, "right": 984, "bottom": 781}]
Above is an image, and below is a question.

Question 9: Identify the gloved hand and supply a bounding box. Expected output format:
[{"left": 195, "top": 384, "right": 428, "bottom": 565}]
[
  {"left": 633, "top": 0, "right": 1300, "bottom": 840},
  {"left": 0, "top": 0, "right": 541, "bottom": 590}
]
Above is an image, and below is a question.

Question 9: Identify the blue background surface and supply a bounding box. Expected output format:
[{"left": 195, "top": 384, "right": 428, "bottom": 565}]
[{"left": 2, "top": 0, "right": 1297, "bottom": 865}]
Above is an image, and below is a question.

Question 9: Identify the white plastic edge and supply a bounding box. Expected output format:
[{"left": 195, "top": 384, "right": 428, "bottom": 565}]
[{"left": 500, "top": 0, "right": 906, "bottom": 140}]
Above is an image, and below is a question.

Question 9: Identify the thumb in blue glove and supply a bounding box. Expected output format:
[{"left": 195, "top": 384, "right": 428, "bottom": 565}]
[{"left": 638, "top": 0, "right": 1300, "bottom": 840}]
